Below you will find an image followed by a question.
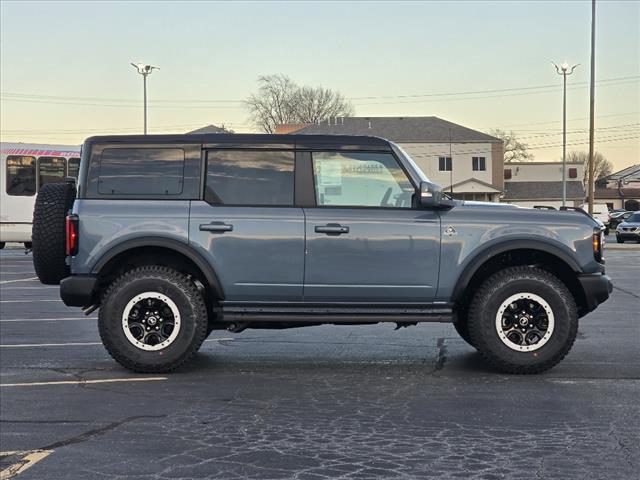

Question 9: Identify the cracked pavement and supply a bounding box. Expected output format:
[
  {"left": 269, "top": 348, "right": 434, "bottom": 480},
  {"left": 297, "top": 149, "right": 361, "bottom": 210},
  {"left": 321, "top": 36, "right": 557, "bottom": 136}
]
[{"left": 0, "top": 250, "right": 638, "bottom": 479}]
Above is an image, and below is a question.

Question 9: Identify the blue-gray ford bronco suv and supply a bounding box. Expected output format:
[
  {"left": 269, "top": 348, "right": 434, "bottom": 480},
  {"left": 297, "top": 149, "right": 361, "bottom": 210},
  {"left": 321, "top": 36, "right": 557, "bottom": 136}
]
[{"left": 31, "top": 134, "right": 612, "bottom": 374}]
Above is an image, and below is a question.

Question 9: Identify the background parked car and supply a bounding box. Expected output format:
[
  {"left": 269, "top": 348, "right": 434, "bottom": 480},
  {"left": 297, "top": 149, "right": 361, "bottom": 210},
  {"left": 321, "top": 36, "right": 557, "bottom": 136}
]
[
  {"left": 615, "top": 212, "right": 640, "bottom": 243},
  {"left": 608, "top": 211, "right": 633, "bottom": 231}
]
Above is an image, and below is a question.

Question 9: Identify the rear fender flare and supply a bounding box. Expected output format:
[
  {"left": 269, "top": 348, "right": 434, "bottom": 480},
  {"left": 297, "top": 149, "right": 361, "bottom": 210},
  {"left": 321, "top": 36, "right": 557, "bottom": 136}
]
[{"left": 91, "top": 236, "right": 224, "bottom": 300}]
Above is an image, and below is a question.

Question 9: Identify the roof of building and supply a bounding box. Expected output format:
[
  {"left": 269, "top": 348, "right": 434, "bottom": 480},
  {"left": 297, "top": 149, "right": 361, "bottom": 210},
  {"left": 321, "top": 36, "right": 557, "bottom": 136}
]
[
  {"left": 444, "top": 178, "right": 503, "bottom": 193},
  {"left": 503, "top": 181, "right": 585, "bottom": 200},
  {"left": 282, "top": 117, "right": 502, "bottom": 143},
  {"left": 186, "top": 124, "right": 231, "bottom": 134},
  {"left": 595, "top": 187, "right": 640, "bottom": 199},
  {"left": 599, "top": 164, "right": 640, "bottom": 183}
]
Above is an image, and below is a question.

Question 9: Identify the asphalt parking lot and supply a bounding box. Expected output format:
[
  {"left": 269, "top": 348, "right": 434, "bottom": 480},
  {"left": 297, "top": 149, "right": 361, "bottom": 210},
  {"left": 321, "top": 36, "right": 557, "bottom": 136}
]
[{"left": 0, "top": 246, "right": 638, "bottom": 480}]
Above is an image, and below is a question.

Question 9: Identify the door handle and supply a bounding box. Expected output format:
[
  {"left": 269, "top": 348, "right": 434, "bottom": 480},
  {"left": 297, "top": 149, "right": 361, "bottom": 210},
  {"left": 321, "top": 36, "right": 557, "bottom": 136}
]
[
  {"left": 200, "top": 222, "right": 233, "bottom": 233},
  {"left": 315, "top": 224, "right": 349, "bottom": 235}
]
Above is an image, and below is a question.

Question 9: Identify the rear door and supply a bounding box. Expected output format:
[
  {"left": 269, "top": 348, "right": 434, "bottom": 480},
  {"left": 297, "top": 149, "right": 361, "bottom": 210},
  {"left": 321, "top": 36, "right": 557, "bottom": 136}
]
[
  {"left": 189, "top": 149, "right": 305, "bottom": 302},
  {"left": 302, "top": 150, "right": 441, "bottom": 302}
]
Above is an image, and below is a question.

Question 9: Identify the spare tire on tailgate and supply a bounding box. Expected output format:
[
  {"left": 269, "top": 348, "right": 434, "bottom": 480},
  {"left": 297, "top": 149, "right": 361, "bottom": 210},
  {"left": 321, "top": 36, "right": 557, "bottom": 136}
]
[{"left": 32, "top": 183, "right": 76, "bottom": 285}]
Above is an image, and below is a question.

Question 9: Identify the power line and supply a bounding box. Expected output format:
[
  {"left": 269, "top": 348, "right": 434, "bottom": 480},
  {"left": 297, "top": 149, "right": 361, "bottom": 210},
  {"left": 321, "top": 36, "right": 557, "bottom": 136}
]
[{"left": 2, "top": 74, "right": 637, "bottom": 108}]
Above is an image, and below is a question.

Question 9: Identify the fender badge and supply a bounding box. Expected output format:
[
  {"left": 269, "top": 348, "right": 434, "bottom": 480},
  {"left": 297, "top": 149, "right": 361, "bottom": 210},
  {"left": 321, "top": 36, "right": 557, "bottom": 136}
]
[{"left": 444, "top": 226, "right": 457, "bottom": 236}]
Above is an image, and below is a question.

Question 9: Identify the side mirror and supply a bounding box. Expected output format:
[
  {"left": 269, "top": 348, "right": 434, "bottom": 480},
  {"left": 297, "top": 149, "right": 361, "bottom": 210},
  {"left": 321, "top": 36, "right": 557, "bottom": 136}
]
[{"left": 419, "top": 181, "right": 443, "bottom": 207}]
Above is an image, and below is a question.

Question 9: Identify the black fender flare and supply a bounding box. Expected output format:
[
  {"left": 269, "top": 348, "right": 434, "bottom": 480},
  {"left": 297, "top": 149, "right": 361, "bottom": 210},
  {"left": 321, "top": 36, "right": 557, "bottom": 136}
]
[
  {"left": 91, "top": 236, "right": 224, "bottom": 300},
  {"left": 451, "top": 239, "right": 582, "bottom": 302}
]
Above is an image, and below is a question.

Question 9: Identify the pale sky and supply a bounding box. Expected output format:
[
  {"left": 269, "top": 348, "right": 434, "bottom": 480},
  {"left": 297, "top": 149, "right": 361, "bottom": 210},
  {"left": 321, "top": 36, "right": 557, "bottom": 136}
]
[{"left": 1, "top": 0, "right": 638, "bottom": 170}]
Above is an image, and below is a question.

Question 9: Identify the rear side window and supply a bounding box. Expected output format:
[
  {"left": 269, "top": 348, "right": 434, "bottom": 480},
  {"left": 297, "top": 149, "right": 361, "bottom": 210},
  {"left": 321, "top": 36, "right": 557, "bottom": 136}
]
[
  {"left": 98, "top": 148, "right": 185, "bottom": 195},
  {"left": 38, "top": 156, "right": 66, "bottom": 187},
  {"left": 205, "top": 150, "right": 294, "bottom": 205},
  {"left": 6, "top": 155, "right": 36, "bottom": 196}
]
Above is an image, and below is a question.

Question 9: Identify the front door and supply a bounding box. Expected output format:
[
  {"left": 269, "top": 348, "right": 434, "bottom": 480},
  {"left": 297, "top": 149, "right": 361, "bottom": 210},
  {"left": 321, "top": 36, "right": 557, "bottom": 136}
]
[
  {"left": 189, "top": 149, "right": 304, "bottom": 302},
  {"left": 303, "top": 151, "right": 441, "bottom": 303}
]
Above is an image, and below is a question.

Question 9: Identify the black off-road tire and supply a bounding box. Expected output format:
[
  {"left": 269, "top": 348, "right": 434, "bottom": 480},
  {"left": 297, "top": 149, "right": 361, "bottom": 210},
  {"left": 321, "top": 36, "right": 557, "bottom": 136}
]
[
  {"left": 98, "top": 266, "right": 208, "bottom": 373},
  {"left": 32, "top": 183, "right": 76, "bottom": 285},
  {"left": 468, "top": 267, "right": 578, "bottom": 374},
  {"left": 453, "top": 306, "right": 476, "bottom": 348}
]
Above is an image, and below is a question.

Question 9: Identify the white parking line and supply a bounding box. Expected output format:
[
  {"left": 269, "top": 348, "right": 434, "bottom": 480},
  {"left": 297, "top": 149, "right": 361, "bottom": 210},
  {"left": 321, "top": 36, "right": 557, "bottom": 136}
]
[
  {"left": 0, "top": 299, "right": 60, "bottom": 303},
  {"left": 0, "top": 342, "right": 102, "bottom": 348},
  {"left": 0, "top": 317, "right": 97, "bottom": 323},
  {"left": 0, "top": 277, "right": 39, "bottom": 285},
  {"left": 0, "top": 286, "right": 57, "bottom": 290},
  {"left": 0, "top": 449, "right": 53, "bottom": 478},
  {"left": 0, "top": 338, "right": 234, "bottom": 348},
  {"left": 0, "top": 377, "right": 168, "bottom": 387}
]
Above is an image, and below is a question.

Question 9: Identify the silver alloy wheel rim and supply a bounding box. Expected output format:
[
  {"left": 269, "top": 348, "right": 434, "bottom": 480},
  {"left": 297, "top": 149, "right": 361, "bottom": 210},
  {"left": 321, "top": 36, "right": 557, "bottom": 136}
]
[
  {"left": 495, "top": 292, "right": 554, "bottom": 352},
  {"left": 122, "top": 292, "right": 181, "bottom": 351}
]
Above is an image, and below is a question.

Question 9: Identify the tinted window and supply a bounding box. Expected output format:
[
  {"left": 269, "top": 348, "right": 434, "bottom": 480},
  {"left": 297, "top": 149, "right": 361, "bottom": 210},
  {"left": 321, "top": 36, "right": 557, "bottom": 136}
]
[
  {"left": 38, "top": 157, "right": 66, "bottom": 186},
  {"left": 6, "top": 155, "right": 36, "bottom": 196},
  {"left": 205, "top": 150, "right": 294, "bottom": 205},
  {"left": 98, "top": 148, "right": 185, "bottom": 195},
  {"left": 68, "top": 157, "right": 80, "bottom": 178},
  {"left": 312, "top": 152, "right": 414, "bottom": 208},
  {"left": 439, "top": 156, "right": 452, "bottom": 171},
  {"left": 472, "top": 156, "right": 486, "bottom": 171}
]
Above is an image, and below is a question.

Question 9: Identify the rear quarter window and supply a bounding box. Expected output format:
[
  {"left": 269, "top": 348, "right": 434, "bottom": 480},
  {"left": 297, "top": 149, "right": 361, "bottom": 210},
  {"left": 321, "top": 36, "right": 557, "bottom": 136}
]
[{"left": 98, "top": 148, "right": 185, "bottom": 195}]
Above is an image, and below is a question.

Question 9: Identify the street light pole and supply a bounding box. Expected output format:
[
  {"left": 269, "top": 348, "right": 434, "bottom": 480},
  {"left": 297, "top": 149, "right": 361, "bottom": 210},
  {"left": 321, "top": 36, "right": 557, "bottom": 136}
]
[
  {"left": 553, "top": 62, "right": 579, "bottom": 207},
  {"left": 130, "top": 63, "right": 159, "bottom": 135}
]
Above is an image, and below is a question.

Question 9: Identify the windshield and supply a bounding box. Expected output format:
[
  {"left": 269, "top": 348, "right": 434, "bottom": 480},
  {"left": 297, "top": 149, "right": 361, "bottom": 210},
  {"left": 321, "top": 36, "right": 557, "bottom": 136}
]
[
  {"left": 627, "top": 212, "right": 640, "bottom": 223},
  {"left": 390, "top": 142, "right": 430, "bottom": 184}
]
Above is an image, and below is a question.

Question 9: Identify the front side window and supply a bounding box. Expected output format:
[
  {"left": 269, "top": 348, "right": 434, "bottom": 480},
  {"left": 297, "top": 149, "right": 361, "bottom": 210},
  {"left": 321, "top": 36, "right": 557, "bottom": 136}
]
[
  {"left": 98, "top": 148, "right": 185, "bottom": 195},
  {"left": 68, "top": 157, "right": 80, "bottom": 178},
  {"left": 439, "top": 156, "right": 452, "bottom": 171},
  {"left": 6, "top": 155, "right": 36, "bottom": 196},
  {"left": 205, "top": 150, "right": 294, "bottom": 205},
  {"left": 312, "top": 151, "right": 414, "bottom": 208},
  {"left": 472, "top": 156, "right": 486, "bottom": 171},
  {"left": 38, "top": 157, "right": 66, "bottom": 187}
]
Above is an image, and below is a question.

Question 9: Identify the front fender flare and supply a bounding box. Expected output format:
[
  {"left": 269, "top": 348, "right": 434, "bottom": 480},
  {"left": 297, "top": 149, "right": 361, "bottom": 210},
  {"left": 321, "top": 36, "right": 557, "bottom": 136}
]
[{"left": 451, "top": 239, "right": 582, "bottom": 302}]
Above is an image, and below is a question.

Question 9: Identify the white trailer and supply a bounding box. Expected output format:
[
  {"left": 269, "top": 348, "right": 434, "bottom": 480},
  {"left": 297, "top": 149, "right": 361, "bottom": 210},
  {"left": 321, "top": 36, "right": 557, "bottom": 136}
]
[{"left": 0, "top": 142, "right": 80, "bottom": 249}]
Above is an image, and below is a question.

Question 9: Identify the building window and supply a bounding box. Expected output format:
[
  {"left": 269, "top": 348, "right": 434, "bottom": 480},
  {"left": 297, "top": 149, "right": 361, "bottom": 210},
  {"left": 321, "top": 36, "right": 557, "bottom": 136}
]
[
  {"left": 569, "top": 168, "right": 577, "bottom": 179},
  {"left": 472, "top": 156, "right": 486, "bottom": 171},
  {"left": 6, "top": 155, "right": 36, "bottom": 196},
  {"left": 205, "top": 150, "right": 294, "bottom": 206},
  {"left": 438, "top": 156, "right": 452, "bottom": 171},
  {"left": 504, "top": 169, "right": 512, "bottom": 180}
]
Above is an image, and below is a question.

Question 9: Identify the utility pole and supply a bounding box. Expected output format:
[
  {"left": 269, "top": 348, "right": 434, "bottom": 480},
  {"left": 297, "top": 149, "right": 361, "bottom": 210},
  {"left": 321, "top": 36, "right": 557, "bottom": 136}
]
[
  {"left": 449, "top": 128, "right": 453, "bottom": 197},
  {"left": 587, "top": 0, "right": 597, "bottom": 215},
  {"left": 130, "top": 63, "right": 160, "bottom": 134},
  {"left": 553, "top": 61, "right": 579, "bottom": 207}
]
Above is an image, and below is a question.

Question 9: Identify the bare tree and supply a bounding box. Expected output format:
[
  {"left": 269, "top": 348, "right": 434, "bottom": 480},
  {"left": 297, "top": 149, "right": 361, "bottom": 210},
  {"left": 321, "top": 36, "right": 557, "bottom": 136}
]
[
  {"left": 489, "top": 129, "right": 534, "bottom": 163},
  {"left": 567, "top": 151, "right": 613, "bottom": 185},
  {"left": 245, "top": 74, "right": 354, "bottom": 133}
]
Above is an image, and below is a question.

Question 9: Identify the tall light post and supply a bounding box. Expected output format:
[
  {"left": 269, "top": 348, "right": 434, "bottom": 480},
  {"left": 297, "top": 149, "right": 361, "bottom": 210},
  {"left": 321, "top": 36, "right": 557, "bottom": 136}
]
[
  {"left": 553, "top": 61, "right": 579, "bottom": 206},
  {"left": 130, "top": 63, "right": 159, "bottom": 135}
]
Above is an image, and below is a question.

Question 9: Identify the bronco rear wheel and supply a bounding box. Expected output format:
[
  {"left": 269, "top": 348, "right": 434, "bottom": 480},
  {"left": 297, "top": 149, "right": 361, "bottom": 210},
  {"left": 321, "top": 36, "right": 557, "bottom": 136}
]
[
  {"left": 32, "top": 183, "right": 76, "bottom": 285},
  {"left": 468, "top": 266, "right": 577, "bottom": 374},
  {"left": 98, "top": 266, "right": 208, "bottom": 373}
]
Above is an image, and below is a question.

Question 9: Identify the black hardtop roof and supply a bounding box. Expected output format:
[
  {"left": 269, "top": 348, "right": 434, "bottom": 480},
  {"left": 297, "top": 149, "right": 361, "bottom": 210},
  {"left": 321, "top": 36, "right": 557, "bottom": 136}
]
[{"left": 84, "top": 133, "right": 393, "bottom": 150}]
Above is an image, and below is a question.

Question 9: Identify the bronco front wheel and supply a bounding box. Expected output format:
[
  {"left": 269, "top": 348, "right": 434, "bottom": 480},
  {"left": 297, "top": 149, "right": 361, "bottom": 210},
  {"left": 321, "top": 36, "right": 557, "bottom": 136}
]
[
  {"left": 98, "top": 266, "right": 208, "bottom": 373},
  {"left": 468, "top": 267, "right": 578, "bottom": 374}
]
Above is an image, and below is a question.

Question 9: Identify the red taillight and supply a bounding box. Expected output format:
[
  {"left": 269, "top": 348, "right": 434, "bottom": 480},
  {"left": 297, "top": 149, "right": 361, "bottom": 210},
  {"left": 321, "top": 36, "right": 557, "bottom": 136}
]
[{"left": 66, "top": 214, "right": 79, "bottom": 256}]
